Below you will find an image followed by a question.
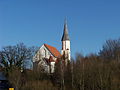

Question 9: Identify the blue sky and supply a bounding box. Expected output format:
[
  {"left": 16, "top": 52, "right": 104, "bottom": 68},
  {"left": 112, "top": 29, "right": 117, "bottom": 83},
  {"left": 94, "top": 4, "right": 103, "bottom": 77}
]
[{"left": 0, "top": 0, "right": 120, "bottom": 57}]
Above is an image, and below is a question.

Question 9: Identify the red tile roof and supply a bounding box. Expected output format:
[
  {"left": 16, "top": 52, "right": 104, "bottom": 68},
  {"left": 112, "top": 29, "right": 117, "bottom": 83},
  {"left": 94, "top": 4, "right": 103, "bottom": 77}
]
[{"left": 44, "top": 44, "right": 61, "bottom": 58}]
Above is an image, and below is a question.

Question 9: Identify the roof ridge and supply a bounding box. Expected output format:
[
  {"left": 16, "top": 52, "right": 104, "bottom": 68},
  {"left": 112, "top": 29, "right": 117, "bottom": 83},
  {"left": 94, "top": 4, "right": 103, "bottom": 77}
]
[
  {"left": 44, "top": 44, "right": 56, "bottom": 49},
  {"left": 44, "top": 44, "right": 61, "bottom": 58}
]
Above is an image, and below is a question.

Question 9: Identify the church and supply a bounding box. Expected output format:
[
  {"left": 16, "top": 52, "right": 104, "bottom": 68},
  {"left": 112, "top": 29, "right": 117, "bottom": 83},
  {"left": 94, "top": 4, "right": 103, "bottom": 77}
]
[{"left": 33, "top": 20, "right": 71, "bottom": 73}]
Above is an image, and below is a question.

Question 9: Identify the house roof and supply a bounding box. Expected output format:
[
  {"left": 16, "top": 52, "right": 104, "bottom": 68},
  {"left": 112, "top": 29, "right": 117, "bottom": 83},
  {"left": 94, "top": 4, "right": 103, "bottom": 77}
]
[
  {"left": 44, "top": 44, "right": 61, "bottom": 58},
  {"left": 0, "top": 72, "right": 7, "bottom": 80}
]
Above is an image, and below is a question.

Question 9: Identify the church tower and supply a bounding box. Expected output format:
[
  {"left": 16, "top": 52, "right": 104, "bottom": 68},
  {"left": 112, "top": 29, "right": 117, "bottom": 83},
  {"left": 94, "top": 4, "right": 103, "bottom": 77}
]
[{"left": 61, "top": 20, "right": 71, "bottom": 61}]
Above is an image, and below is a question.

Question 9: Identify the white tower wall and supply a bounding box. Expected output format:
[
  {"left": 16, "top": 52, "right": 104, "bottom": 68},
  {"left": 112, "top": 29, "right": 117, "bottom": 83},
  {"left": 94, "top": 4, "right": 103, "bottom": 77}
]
[
  {"left": 61, "top": 20, "right": 71, "bottom": 62},
  {"left": 61, "top": 41, "right": 71, "bottom": 60}
]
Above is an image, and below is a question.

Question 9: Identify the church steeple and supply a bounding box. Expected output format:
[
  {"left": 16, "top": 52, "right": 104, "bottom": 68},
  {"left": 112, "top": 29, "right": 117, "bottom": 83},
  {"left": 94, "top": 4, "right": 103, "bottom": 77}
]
[
  {"left": 61, "top": 19, "right": 71, "bottom": 61},
  {"left": 61, "top": 20, "right": 70, "bottom": 41}
]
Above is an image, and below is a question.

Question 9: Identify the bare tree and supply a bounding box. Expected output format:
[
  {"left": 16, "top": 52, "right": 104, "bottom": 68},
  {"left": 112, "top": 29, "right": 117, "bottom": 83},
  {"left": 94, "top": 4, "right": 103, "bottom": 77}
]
[
  {"left": 0, "top": 43, "right": 37, "bottom": 73},
  {"left": 99, "top": 38, "right": 120, "bottom": 61},
  {"left": 8, "top": 67, "right": 22, "bottom": 90}
]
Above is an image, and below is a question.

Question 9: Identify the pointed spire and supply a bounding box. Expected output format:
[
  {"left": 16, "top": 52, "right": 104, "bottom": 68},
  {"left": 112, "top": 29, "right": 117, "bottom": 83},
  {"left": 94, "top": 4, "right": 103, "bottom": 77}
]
[{"left": 61, "top": 19, "right": 70, "bottom": 41}]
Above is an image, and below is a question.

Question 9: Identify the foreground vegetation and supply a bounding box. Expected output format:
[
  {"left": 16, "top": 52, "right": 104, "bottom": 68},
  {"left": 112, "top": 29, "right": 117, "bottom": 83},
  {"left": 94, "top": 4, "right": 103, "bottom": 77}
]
[{"left": 0, "top": 38, "right": 120, "bottom": 90}]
